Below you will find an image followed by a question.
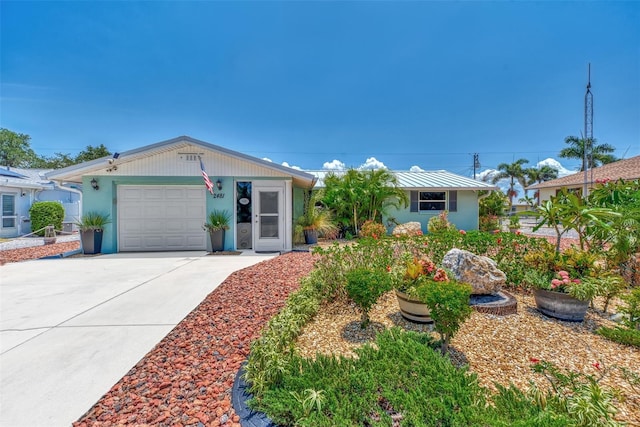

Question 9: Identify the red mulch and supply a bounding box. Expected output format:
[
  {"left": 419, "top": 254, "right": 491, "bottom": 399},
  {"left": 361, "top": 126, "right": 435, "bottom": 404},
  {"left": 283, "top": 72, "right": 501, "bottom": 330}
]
[
  {"left": 0, "top": 241, "right": 81, "bottom": 264},
  {"left": 72, "top": 252, "right": 315, "bottom": 427}
]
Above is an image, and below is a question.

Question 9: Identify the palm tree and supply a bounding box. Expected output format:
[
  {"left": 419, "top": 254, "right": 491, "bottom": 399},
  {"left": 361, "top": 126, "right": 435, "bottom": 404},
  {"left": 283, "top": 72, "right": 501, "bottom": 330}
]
[
  {"left": 559, "top": 136, "right": 617, "bottom": 171},
  {"left": 525, "top": 165, "right": 559, "bottom": 205},
  {"left": 491, "top": 159, "right": 529, "bottom": 207}
]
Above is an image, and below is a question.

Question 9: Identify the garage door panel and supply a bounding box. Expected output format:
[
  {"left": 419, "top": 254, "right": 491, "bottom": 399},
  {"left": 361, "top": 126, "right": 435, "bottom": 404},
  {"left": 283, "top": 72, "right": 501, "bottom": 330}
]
[{"left": 118, "top": 185, "right": 207, "bottom": 251}]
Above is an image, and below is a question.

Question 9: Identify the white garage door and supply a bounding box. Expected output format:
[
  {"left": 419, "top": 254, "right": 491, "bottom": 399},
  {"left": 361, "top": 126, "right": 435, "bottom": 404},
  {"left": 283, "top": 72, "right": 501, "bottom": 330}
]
[{"left": 118, "top": 185, "right": 207, "bottom": 251}]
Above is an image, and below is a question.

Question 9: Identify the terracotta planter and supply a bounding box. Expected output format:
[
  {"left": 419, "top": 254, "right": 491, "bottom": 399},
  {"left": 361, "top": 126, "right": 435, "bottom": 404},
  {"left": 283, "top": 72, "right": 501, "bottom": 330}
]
[
  {"left": 395, "top": 290, "right": 433, "bottom": 323},
  {"left": 533, "top": 288, "right": 589, "bottom": 322}
]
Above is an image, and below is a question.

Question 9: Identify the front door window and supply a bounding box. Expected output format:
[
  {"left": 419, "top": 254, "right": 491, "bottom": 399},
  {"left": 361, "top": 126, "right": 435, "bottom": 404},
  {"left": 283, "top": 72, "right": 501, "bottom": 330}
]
[{"left": 1, "top": 194, "right": 16, "bottom": 228}]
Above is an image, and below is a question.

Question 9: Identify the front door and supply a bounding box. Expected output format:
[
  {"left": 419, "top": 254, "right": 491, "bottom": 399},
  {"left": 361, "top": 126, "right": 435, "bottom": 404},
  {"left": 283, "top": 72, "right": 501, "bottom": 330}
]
[{"left": 254, "top": 186, "right": 284, "bottom": 252}]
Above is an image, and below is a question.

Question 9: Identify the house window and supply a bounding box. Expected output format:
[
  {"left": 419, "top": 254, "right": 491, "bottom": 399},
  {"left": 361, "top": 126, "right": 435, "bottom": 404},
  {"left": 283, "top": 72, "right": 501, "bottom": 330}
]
[
  {"left": 419, "top": 191, "right": 446, "bottom": 211},
  {"left": 1, "top": 194, "right": 16, "bottom": 228},
  {"left": 410, "top": 191, "right": 457, "bottom": 212}
]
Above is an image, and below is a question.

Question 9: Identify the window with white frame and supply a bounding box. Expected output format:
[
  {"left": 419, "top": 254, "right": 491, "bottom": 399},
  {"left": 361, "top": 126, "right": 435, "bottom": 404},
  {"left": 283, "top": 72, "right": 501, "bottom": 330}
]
[
  {"left": 410, "top": 190, "right": 457, "bottom": 212},
  {"left": 1, "top": 194, "right": 16, "bottom": 228}
]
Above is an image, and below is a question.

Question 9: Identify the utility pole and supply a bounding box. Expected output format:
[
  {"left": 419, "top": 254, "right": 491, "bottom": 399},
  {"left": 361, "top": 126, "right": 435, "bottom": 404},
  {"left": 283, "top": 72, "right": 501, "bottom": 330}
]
[
  {"left": 473, "top": 153, "right": 480, "bottom": 179},
  {"left": 583, "top": 63, "right": 593, "bottom": 198}
]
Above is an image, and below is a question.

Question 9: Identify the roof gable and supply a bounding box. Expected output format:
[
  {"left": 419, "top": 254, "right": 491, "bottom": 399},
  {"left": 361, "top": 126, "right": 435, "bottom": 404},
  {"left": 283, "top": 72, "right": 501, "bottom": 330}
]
[{"left": 45, "top": 136, "right": 316, "bottom": 187}]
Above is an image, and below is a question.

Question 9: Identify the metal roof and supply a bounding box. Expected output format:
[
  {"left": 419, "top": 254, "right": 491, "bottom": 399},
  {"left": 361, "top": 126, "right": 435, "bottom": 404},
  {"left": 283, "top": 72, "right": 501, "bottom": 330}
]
[
  {"left": 0, "top": 166, "right": 55, "bottom": 190},
  {"left": 309, "top": 170, "right": 497, "bottom": 190}
]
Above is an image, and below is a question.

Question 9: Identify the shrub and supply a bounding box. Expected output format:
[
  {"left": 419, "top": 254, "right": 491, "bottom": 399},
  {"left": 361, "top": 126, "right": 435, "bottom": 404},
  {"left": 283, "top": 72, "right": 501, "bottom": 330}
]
[
  {"left": 29, "top": 201, "right": 64, "bottom": 236},
  {"left": 345, "top": 268, "right": 392, "bottom": 328},
  {"left": 620, "top": 286, "right": 640, "bottom": 330},
  {"left": 427, "top": 210, "right": 456, "bottom": 233},
  {"left": 358, "top": 220, "right": 386, "bottom": 239},
  {"left": 413, "top": 280, "right": 473, "bottom": 354}
]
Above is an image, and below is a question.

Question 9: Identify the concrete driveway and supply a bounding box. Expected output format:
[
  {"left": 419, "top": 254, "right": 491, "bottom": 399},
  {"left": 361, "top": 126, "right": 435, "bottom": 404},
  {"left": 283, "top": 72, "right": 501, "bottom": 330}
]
[{"left": 0, "top": 251, "right": 276, "bottom": 427}]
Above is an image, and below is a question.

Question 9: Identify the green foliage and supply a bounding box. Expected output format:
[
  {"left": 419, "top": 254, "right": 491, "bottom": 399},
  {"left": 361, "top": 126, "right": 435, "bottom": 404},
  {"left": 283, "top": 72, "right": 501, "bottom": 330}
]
[
  {"left": 345, "top": 268, "right": 392, "bottom": 328},
  {"left": 620, "top": 286, "right": 640, "bottom": 330},
  {"left": 203, "top": 209, "right": 231, "bottom": 232},
  {"left": 0, "top": 128, "right": 39, "bottom": 167},
  {"left": 321, "top": 168, "right": 408, "bottom": 235},
  {"left": 296, "top": 190, "right": 338, "bottom": 237},
  {"left": 596, "top": 326, "right": 640, "bottom": 348},
  {"left": 29, "top": 201, "right": 65, "bottom": 236},
  {"left": 243, "top": 273, "right": 324, "bottom": 395},
  {"left": 75, "top": 212, "right": 111, "bottom": 231},
  {"left": 491, "top": 158, "right": 529, "bottom": 206},
  {"left": 427, "top": 210, "right": 456, "bottom": 233},
  {"left": 528, "top": 360, "right": 621, "bottom": 426},
  {"left": 358, "top": 220, "right": 386, "bottom": 239},
  {"left": 413, "top": 280, "right": 473, "bottom": 354},
  {"left": 480, "top": 191, "right": 508, "bottom": 217},
  {"left": 591, "top": 274, "right": 627, "bottom": 313},
  {"left": 559, "top": 136, "right": 617, "bottom": 171}
]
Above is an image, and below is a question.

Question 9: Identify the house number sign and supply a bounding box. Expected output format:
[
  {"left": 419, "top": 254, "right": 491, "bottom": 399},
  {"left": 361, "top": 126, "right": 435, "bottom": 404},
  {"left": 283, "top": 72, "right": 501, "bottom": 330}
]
[{"left": 213, "top": 193, "right": 225, "bottom": 199}]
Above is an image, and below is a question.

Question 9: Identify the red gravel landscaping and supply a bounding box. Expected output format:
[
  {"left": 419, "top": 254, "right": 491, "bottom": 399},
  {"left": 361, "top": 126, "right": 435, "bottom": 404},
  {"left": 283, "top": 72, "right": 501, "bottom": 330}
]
[{"left": 72, "top": 252, "right": 315, "bottom": 427}]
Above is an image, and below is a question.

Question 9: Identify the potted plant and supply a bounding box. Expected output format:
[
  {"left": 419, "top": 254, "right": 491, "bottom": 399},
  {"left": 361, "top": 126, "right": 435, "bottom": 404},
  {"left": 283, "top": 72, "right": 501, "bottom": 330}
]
[
  {"left": 296, "top": 191, "right": 337, "bottom": 244},
  {"left": 389, "top": 252, "right": 451, "bottom": 323},
  {"left": 204, "top": 209, "right": 231, "bottom": 252},
  {"left": 523, "top": 247, "right": 601, "bottom": 321},
  {"left": 75, "top": 212, "right": 111, "bottom": 254}
]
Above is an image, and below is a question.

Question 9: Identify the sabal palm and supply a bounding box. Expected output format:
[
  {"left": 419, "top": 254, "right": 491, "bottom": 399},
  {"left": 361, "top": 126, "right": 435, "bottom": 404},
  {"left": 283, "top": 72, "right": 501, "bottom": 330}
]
[
  {"left": 491, "top": 159, "right": 529, "bottom": 206},
  {"left": 559, "top": 136, "right": 617, "bottom": 171}
]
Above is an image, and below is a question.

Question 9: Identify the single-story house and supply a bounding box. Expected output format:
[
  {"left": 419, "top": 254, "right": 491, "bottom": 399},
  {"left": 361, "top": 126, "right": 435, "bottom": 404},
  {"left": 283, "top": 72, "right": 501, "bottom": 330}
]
[
  {"left": 45, "top": 136, "right": 316, "bottom": 254},
  {"left": 310, "top": 170, "right": 497, "bottom": 232},
  {"left": 527, "top": 155, "right": 640, "bottom": 203},
  {"left": 0, "top": 166, "right": 82, "bottom": 238}
]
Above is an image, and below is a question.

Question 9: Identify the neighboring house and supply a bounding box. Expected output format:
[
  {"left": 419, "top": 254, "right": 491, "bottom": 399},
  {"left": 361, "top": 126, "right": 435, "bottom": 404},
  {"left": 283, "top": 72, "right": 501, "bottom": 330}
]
[
  {"left": 0, "top": 166, "right": 82, "bottom": 238},
  {"left": 45, "top": 136, "right": 316, "bottom": 254},
  {"left": 527, "top": 155, "right": 640, "bottom": 203},
  {"left": 310, "top": 170, "right": 497, "bottom": 232}
]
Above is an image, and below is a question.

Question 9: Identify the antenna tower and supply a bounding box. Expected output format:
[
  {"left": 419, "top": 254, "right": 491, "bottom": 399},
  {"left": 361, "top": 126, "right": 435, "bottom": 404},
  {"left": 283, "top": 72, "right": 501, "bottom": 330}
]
[{"left": 583, "top": 64, "right": 593, "bottom": 197}]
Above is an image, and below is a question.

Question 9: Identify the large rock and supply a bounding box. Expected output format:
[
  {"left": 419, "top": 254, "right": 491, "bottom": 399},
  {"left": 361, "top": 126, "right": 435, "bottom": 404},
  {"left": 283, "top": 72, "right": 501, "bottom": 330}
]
[
  {"left": 392, "top": 222, "right": 422, "bottom": 236},
  {"left": 442, "top": 248, "right": 506, "bottom": 295}
]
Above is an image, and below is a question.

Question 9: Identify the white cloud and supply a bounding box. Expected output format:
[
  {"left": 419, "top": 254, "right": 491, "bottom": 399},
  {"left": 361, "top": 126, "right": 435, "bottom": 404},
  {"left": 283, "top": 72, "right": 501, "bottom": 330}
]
[
  {"left": 262, "top": 157, "right": 272, "bottom": 162},
  {"left": 409, "top": 165, "right": 425, "bottom": 172},
  {"left": 322, "top": 159, "right": 346, "bottom": 170},
  {"left": 359, "top": 157, "right": 387, "bottom": 170},
  {"left": 536, "top": 158, "right": 573, "bottom": 177},
  {"left": 281, "top": 161, "right": 302, "bottom": 171}
]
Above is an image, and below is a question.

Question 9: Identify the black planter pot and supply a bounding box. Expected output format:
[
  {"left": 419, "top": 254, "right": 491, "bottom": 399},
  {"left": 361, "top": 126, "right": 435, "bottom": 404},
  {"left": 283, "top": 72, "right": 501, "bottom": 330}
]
[
  {"left": 303, "top": 229, "right": 318, "bottom": 244},
  {"left": 209, "top": 230, "right": 226, "bottom": 252},
  {"left": 80, "top": 229, "right": 104, "bottom": 254},
  {"left": 533, "top": 288, "right": 589, "bottom": 322}
]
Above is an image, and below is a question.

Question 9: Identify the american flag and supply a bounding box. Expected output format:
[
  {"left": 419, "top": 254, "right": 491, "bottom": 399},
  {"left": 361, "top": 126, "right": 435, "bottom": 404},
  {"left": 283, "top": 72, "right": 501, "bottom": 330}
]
[{"left": 199, "top": 157, "right": 214, "bottom": 195}]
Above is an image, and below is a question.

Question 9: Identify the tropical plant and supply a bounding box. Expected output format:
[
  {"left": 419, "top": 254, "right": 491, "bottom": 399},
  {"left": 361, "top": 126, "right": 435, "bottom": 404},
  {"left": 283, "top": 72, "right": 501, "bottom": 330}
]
[
  {"left": 203, "top": 209, "right": 231, "bottom": 232},
  {"left": 491, "top": 158, "right": 529, "bottom": 206},
  {"left": 358, "top": 220, "right": 386, "bottom": 239},
  {"left": 321, "top": 168, "right": 408, "bottom": 235},
  {"left": 75, "top": 211, "right": 111, "bottom": 231},
  {"left": 296, "top": 190, "right": 338, "bottom": 236},
  {"left": 427, "top": 210, "right": 456, "bottom": 233},
  {"left": 525, "top": 165, "right": 559, "bottom": 205},
  {"left": 559, "top": 136, "right": 617, "bottom": 171}
]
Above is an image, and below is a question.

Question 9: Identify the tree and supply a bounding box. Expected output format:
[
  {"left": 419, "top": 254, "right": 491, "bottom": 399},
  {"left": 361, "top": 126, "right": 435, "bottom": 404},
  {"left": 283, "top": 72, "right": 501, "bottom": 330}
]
[
  {"left": 525, "top": 165, "right": 559, "bottom": 205},
  {"left": 559, "top": 136, "right": 617, "bottom": 171},
  {"left": 491, "top": 158, "right": 529, "bottom": 206},
  {"left": 321, "top": 169, "right": 408, "bottom": 235},
  {"left": 75, "top": 144, "right": 111, "bottom": 163},
  {"left": 0, "top": 128, "right": 39, "bottom": 167}
]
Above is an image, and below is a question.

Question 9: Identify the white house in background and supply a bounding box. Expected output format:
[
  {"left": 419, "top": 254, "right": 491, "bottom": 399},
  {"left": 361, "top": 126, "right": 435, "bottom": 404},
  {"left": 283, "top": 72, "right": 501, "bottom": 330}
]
[
  {"left": 310, "top": 170, "right": 497, "bottom": 232},
  {"left": 0, "top": 166, "right": 82, "bottom": 238}
]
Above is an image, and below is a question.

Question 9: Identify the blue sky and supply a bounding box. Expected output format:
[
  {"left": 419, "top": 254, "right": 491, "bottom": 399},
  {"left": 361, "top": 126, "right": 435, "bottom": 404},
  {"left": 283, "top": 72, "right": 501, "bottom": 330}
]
[{"left": 1, "top": 1, "right": 638, "bottom": 176}]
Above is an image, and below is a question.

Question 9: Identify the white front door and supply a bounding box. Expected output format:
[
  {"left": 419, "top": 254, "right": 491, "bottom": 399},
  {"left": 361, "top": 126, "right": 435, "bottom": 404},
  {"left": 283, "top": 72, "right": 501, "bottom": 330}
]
[{"left": 254, "top": 186, "right": 284, "bottom": 252}]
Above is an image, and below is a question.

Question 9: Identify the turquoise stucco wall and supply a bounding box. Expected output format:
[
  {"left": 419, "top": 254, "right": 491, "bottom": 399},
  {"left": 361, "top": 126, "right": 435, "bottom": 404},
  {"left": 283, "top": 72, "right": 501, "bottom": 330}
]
[
  {"left": 82, "top": 175, "right": 297, "bottom": 253},
  {"left": 383, "top": 190, "right": 480, "bottom": 233}
]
